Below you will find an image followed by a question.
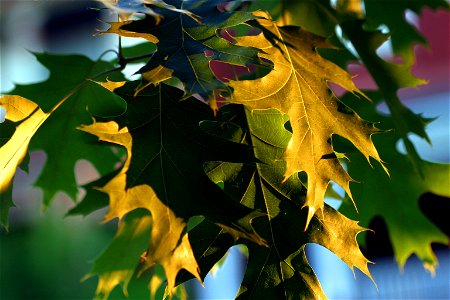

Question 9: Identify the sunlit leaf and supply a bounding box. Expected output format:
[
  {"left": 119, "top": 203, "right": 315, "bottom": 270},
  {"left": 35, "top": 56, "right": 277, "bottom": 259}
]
[
  {"left": 0, "top": 95, "right": 55, "bottom": 227},
  {"left": 199, "top": 105, "right": 372, "bottom": 299},
  {"left": 80, "top": 119, "right": 202, "bottom": 295},
  {"left": 229, "top": 15, "right": 383, "bottom": 227},
  {"left": 0, "top": 96, "right": 47, "bottom": 193}
]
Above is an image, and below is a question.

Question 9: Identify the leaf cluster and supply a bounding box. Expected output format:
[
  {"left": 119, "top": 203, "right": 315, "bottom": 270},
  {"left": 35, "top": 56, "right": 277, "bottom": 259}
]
[{"left": 1, "top": 0, "right": 449, "bottom": 299}]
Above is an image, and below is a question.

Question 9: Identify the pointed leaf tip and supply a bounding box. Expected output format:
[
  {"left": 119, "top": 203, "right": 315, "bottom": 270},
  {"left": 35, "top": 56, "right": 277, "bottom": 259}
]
[{"left": 230, "top": 18, "right": 383, "bottom": 229}]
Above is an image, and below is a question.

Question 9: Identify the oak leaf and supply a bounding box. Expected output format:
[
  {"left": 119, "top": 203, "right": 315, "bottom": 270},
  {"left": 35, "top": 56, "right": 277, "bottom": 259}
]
[
  {"left": 364, "top": 0, "right": 449, "bottom": 63},
  {"left": 338, "top": 92, "right": 450, "bottom": 273},
  {"left": 196, "top": 105, "right": 373, "bottom": 299},
  {"left": 6, "top": 53, "right": 126, "bottom": 205},
  {"left": 102, "top": 0, "right": 265, "bottom": 100},
  {"left": 81, "top": 118, "right": 201, "bottom": 297},
  {"left": 0, "top": 95, "right": 51, "bottom": 228},
  {"left": 84, "top": 209, "right": 152, "bottom": 300},
  {"left": 341, "top": 20, "right": 430, "bottom": 174},
  {"left": 80, "top": 81, "right": 269, "bottom": 294},
  {"left": 229, "top": 16, "right": 382, "bottom": 227}
]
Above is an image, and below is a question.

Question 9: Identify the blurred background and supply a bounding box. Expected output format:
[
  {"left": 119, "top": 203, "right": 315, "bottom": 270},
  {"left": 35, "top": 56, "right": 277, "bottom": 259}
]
[{"left": 0, "top": 1, "right": 448, "bottom": 299}]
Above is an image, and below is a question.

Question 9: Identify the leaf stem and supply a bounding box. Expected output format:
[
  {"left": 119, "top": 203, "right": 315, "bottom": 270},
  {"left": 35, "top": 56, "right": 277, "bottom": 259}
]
[{"left": 121, "top": 53, "right": 155, "bottom": 66}]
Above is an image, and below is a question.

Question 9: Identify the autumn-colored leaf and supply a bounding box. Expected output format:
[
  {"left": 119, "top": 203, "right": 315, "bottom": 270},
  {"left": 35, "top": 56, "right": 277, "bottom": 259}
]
[
  {"left": 195, "top": 105, "right": 373, "bottom": 298},
  {"left": 229, "top": 15, "right": 383, "bottom": 228},
  {"left": 80, "top": 117, "right": 202, "bottom": 296},
  {"left": 1, "top": 2, "right": 448, "bottom": 299},
  {"left": 80, "top": 81, "right": 270, "bottom": 294},
  {"left": 0, "top": 95, "right": 62, "bottom": 228},
  {"left": 0, "top": 96, "right": 48, "bottom": 194}
]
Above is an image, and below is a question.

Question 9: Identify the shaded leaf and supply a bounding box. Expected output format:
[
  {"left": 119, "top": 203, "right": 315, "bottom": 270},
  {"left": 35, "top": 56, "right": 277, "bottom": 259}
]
[
  {"left": 66, "top": 170, "right": 120, "bottom": 217},
  {"left": 229, "top": 16, "right": 383, "bottom": 227},
  {"left": 80, "top": 81, "right": 269, "bottom": 293},
  {"left": 177, "top": 219, "right": 235, "bottom": 284},
  {"left": 339, "top": 92, "right": 450, "bottom": 272},
  {"left": 0, "top": 184, "right": 14, "bottom": 230},
  {"left": 121, "top": 42, "right": 157, "bottom": 59},
  {"left": 103, "top": 0, "right": 265, "bottom": 100},
  {"left": 7, "top": 53, "right": 126, "bottom": 205},
  {"left": 254, "top": 0, "right": 338, "bottom": 37}
]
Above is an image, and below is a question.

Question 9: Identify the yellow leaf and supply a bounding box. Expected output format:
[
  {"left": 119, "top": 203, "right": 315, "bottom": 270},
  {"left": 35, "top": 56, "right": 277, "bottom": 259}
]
[
  {"left": 230, "top": 16, "right": 383, "bottom": 228},
  {"left": 0, "top": 96, "right": 49, "bottom": 193},
  {"left": 102, "top": 21, "right": 159, "bottom": 43},
  {"left": 313, "top": 205, "right": 374, "bottom": 281},
  {"left": 135, "top": 66, "right": 174, "bottom": 95},
  {"left": 79, "top": 120, "right": 202, "bottom": 295},
  {"left": 95, "top": 80, "right": 127, "bottom": 93}
]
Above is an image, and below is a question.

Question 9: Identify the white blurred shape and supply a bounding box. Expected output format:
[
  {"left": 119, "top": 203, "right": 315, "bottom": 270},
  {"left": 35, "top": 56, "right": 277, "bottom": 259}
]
[{"left": 0, "top": 106, "right": 6, "bottom": 123}]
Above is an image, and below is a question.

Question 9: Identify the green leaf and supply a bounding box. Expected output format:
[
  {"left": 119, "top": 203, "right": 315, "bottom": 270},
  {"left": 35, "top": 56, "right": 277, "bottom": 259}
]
[
  {"left": 338, "top": 92, "right": 450, "bottom": 272},
  {"left": 121, "top": 42, "right": 157, "bottom": 59},
  {"left": 66, "top": 170, "right": 119, "bottom": 217},
  {"left": 255, "top": 0, "right": 338, "bottom": 38},
  {"left": 177, "top": 219, "right": 235, "bottom": 284},
  {"left": 364, "top": 0, "right": 449, "bottom": 64},
  {"left": 340, "top": 20, "right": 430, "bottom": 173},
  {"left": 200, "top": 105, "right": 372, "bottom": 299},
  {"left": 103, "top": 0, "right": 265, "bottom": 101},
  {"left": 229, "top": 15, "right": 383, "bottom": 227},
  {"left": 80, "top": 81, "right": 269, "bottom": 294},
  {"left": 84, "top": 209, "right": 152, "bottom": 300},
  {"left": 6, "top": 53, "right": 126, "bottom": 205},
  {"left": 0, "top": 185, "right": 14, "bottom": 230}
]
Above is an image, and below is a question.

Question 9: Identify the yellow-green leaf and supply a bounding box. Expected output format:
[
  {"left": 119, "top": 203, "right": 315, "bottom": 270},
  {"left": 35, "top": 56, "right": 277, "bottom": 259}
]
[
  {"left": 339, "top": 92, "right": 450, "bottom": 273},
  {"left": 85, "top": 209, "right": 152, "bottom": 300},
  {"left": 201, "top": 105, "right": 373, "bottom": 299},
  {"left": 80, "top": 119, "right": 202, "bottom": 295},
  {"left": 230, "top": 16, "right": 383, "bottom": 228},
  {"left": 0, "top": 95, "right": 48, "bottom": 195}
]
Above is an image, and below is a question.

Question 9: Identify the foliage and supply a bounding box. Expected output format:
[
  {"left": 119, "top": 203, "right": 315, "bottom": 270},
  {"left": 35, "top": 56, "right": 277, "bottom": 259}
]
[{"left": 1, "top": 0, "right": 449, "bottom": 299}]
